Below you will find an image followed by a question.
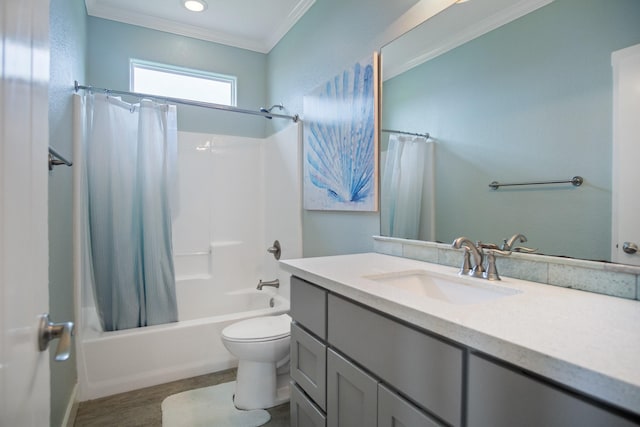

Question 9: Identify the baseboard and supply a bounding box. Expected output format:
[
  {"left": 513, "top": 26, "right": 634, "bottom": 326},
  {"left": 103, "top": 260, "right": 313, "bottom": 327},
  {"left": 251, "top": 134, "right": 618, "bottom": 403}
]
[{"left": 61, "top": 383, "right": 79, "bottom": 427}]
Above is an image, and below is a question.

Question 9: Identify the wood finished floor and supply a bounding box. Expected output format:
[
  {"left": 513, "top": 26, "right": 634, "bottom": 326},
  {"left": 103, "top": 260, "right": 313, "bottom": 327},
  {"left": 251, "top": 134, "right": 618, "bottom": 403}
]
[{"left": 73, "top": 368, "right": 290, "bottom": 426}]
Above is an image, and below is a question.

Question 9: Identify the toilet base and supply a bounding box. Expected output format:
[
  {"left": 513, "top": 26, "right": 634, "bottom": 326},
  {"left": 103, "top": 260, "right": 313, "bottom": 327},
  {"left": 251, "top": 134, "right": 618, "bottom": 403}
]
[{"left": 233, "top": 360, "right": 290, "bottom": 410}]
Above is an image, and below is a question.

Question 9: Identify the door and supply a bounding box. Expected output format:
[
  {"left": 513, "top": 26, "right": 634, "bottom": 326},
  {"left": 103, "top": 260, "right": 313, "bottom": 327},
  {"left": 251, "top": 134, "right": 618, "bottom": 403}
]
[
  {"left": 612, "top": 43, "right": 640, "bottom": 265},
  {"left": 0, "top": 0, "right": 51, "bottom": 425}
]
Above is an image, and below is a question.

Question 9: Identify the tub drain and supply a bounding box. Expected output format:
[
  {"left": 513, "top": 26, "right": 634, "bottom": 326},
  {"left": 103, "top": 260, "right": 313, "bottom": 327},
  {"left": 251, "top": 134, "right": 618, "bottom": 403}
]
[{"left": 269, "top": 298, "right": 275, "bottom": 308}]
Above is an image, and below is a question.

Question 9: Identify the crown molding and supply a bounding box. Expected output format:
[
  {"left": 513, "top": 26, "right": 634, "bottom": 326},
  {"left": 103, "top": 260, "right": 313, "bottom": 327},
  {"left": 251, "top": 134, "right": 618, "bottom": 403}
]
[{"left": 85, "top": 0, "right": 315, "bottom": 54}]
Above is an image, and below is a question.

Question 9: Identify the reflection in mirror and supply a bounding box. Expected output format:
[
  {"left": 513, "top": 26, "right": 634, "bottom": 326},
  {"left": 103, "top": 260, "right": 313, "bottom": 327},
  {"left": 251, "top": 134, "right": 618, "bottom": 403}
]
[
  {"left": 380, "top": 132, "right": 434, "bottom": 240},
  {"left": 380, "top": 0, "right": 640, "bottom": 262}
]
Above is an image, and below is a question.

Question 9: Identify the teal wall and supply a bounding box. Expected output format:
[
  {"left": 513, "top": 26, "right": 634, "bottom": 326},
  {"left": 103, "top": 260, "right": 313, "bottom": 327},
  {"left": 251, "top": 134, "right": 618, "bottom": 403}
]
[
  {"left": 84, "top": 0, "right": 424, "bottom": 258},
  {"left": 267, "top": 0, "right": 419, "bottom": 257},
  {"left": 382, "top": 0, "right": 640, "bottom": 261},
  {"left": 49, "top": 0, "right": 87, "bottom": 424},
  {"left": 86, "top": 17, "right": 268, "bottom": 137}
]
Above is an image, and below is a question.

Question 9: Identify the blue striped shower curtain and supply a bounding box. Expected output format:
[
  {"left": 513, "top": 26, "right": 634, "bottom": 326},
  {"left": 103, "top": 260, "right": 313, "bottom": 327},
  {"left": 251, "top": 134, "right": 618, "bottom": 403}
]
[{"left": 83, "top": 93, "right": 178, "bottom": 331}]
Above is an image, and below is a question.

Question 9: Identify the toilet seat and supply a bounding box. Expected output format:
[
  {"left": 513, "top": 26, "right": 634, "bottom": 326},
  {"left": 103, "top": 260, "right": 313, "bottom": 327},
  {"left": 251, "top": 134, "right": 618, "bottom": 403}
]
[{"left": 222, "top": 314, "right": 291, "bottom": 343}]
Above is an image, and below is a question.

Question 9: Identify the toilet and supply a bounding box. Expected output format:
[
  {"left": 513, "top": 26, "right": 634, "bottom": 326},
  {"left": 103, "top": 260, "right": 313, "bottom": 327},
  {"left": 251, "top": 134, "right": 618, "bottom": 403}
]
[{"left": 221, "top": 313, "right": 292, "bottom": 410}]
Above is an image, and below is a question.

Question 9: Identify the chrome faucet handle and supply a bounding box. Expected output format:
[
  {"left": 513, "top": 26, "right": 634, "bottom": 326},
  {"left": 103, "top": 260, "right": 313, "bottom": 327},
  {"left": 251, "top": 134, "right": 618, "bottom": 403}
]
[
  {"left": 483, "top": 248, "right": 512, "bottom": 281},
  {"left": 512, "top": 246, "right": 538, "bottom": 253},
  {"left": 484, "top": 251, "right": 501, "bottom": 281},
  {"left": 267, "top": 240, "right": 281, "bottom": 260},
  {"left": 458, "top": 248, "right": 472, "bottom": 276}
]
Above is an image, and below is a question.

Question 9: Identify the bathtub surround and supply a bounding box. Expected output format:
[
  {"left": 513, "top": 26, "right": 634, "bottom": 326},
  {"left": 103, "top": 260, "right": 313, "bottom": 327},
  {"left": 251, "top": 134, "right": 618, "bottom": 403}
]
[
  {"left": 77, "top": 288, "right": 288, "bottom": 400},
  {"left": 74, "top": 125, "right": 302, "bottom": 401},
  {"left": 374, "top": 236, "right": 640, "bottom": 301},
  {"left": 81, "top": 93, "right": 179, "bottom": 331},
  {"left": 161, "top": 381, "right": 271, "bottom": 426}
]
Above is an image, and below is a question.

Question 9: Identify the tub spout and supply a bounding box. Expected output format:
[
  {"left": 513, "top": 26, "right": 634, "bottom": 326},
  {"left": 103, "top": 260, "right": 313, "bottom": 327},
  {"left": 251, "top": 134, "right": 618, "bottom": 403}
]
[{"left": 257, "top": 279, "right": 280, "bottom": 290}]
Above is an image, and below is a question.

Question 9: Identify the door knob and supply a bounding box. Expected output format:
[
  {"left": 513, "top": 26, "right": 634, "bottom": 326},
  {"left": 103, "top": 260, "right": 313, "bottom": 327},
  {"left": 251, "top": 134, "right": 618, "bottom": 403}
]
[
  {"left": 38, "top": 313, "right": 74, "bottom": 362},
  {"left": 622, "top": 242, "right": 638, "bottom": 254}
]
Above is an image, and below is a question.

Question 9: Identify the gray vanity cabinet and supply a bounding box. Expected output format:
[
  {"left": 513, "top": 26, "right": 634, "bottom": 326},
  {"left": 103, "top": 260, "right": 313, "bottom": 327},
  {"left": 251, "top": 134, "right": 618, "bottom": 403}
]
[
  {"left": 291, "top": 276, "right": 327, "bottom": 339},
  {"left": 290, "top": 277, "right": 328, "bottom": 427},
  {"left": 467, "top": 354, "right": 637, "bottom": 427},
  {"left": 378, "top": 384, "right": 442, "bottom": 427},
  {"left": 328, "top": 294, "right": 463, "bottom": 427},
  {"left": 289, "top": 275, "right": 640, "bottom": 427},
  {"left": 291, "top": 323, "right": 327, "bottom": 410},
  {"left": 291, "top": 382, "right": 326, "bottom": 427},
  {"left": 290, "top": 276, "right": 452, "bottom": 427},
  {"left": 326, "top": 349, "right": 378, "bottom": 427}
]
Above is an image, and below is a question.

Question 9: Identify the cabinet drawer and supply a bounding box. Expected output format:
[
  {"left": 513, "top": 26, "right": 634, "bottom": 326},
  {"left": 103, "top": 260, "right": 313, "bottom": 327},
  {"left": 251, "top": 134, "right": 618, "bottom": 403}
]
[
  {"left": 327, "top": 349, "right": 378, "bottom": 427},
  {"left": 378, "top": 384, "right": 443, "bottom": 427},
  {"left": 291, "top": 276, "right": 327, "bottom": 339},
  {"left": 467, "top": 354, "right": 638, "bottom": 427},
  {"left": 291, "top": 382, "right": 327, "bottom": 427},
  {"left": 291, "top": 322, "right": 327, "bottom": 410},
  {"left": 328, "top": 294, "right": 463, "bottom": 427}
]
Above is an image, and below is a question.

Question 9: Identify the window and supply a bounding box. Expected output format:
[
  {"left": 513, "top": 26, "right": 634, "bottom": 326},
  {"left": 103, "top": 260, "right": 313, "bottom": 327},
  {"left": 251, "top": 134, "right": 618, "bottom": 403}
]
[{"left": 130, "top": 59, "right": 236, "bottom": 106}]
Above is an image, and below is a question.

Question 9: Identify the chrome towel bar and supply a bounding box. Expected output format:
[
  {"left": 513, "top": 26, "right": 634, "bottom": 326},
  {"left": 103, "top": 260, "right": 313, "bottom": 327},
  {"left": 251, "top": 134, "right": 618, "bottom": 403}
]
[{"left": 489, "top": 176, "right": 583, "bottom": 190}]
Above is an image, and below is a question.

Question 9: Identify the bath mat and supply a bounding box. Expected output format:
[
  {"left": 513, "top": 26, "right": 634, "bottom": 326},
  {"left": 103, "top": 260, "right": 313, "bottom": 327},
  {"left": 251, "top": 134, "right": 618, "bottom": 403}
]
[{"left": 162, "top": 381, "right": 271, "bottom": 427}]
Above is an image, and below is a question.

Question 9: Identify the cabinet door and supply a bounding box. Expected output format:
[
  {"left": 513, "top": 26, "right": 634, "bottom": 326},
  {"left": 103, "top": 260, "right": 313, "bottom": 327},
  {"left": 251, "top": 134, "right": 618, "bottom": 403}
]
[
  {"left": 291, "top": 323, "right": 327, "bottom": 410},
  {"left": 328, "top": 294, "right": 463, "bottom": 426},
  {"left": 378, "top": 384, "right": 443, "bottom": 427},
  {"left": 327, "top": 349, "right": 378, "bottom": 427},
  {"left": 468, "top": 354, "right": 638, "bottom": 427},
  {"left": 291, "top": 382, "right": 327, "bottom": 427}
]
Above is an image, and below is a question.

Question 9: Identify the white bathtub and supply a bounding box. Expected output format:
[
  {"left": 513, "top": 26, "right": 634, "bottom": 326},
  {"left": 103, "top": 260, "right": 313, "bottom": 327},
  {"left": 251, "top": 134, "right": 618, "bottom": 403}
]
[{"left": 76, "top": 285, "right": 289, "bottom": 400}]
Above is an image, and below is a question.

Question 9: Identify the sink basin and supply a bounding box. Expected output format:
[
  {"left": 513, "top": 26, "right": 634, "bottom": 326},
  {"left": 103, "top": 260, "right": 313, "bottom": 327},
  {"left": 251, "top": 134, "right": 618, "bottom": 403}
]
[{"left": 363, "top": 270, "right": 521, "bottom": 305}]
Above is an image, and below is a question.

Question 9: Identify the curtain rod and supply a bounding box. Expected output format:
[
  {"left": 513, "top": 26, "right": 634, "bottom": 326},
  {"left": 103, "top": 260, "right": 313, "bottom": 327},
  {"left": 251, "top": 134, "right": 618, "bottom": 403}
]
[
  {"left": 381, "top": 129, "right": 430, "bottom": 139},
  {"left": 74, "top": 81, "right": 299, "bottom": 123}
]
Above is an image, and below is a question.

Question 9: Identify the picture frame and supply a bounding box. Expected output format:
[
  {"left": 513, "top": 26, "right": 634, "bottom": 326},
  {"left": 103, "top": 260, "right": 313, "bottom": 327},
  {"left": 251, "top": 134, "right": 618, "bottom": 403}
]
[{"left": 303, "top": 53, "right": 379, "bottom": 211}]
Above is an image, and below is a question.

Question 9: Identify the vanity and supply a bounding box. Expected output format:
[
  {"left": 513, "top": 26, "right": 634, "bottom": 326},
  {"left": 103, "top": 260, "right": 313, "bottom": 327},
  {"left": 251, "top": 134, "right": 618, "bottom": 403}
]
[{"left": 281, "top": 253, "right": 640, "bottom": 427}]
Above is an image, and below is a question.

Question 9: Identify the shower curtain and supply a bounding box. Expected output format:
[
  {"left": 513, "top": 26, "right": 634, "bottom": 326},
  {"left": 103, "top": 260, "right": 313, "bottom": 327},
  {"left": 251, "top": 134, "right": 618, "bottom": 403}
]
[
  {"left": 82, "top": 93, "right": 178, "bottom": 331},
  {"left": 381, "top": 134, "right": 428, "bottom": 240}
]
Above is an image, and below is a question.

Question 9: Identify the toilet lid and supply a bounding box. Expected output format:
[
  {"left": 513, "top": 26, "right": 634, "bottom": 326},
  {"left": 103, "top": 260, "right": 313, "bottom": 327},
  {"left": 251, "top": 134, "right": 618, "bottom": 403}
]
[{"left": 222, "top": 313, "right": 291, "bottom": 342}]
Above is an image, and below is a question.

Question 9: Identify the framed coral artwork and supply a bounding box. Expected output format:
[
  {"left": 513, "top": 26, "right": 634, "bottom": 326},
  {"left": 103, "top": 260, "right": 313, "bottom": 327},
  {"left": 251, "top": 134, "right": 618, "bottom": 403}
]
[{"left": 303, "top": 53, "right": 379, "bottom": 211}]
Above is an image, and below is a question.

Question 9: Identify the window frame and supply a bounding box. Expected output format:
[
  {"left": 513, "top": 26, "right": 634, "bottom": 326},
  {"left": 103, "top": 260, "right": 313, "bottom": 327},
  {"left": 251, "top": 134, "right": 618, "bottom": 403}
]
[{"left": 129, "top": 59, "right": 237, "bottom": 106}]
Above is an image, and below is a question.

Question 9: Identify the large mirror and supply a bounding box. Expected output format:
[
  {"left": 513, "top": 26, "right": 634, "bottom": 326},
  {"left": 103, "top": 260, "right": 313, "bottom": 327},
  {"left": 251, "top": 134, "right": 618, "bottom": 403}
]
[{"left": 380, "top": 0, "right": 640, "bottom": 262}]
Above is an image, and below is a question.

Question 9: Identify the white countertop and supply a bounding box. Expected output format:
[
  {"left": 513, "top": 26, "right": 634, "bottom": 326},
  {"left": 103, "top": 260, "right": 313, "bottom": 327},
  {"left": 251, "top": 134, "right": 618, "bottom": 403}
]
[{"left": 280, "top": 252, "right": 640, "bottom": 415}]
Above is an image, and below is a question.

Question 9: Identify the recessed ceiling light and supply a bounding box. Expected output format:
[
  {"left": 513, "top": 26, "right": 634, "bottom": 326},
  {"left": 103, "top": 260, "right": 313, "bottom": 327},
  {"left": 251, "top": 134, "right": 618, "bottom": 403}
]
[{"left": 183, "top": 0, "right": 208, "bottom": 12}]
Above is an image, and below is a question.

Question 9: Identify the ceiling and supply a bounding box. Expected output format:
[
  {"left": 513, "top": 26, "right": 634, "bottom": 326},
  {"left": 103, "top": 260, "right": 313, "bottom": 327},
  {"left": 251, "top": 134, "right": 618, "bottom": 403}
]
[{"left": 85, "top": 0, "right": 316, "bottom": 53}]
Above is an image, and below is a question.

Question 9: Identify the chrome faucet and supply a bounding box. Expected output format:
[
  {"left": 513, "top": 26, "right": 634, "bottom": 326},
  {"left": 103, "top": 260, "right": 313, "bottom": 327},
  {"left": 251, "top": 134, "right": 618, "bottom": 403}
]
[
  {"left": 257, "top": 279, "right": 280, "bottom": 290},
  {"left": 477, "top": 242, "right": 512, "bottom": 281},
  {"left": 501, "top": 233, "right": 537, "bottom": 253},
  {"left": 453, "top": 238, "right": 513, "bottom": 281},
  {"left": 452, "top": 237, "right": 485, "bottom": 278}
]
